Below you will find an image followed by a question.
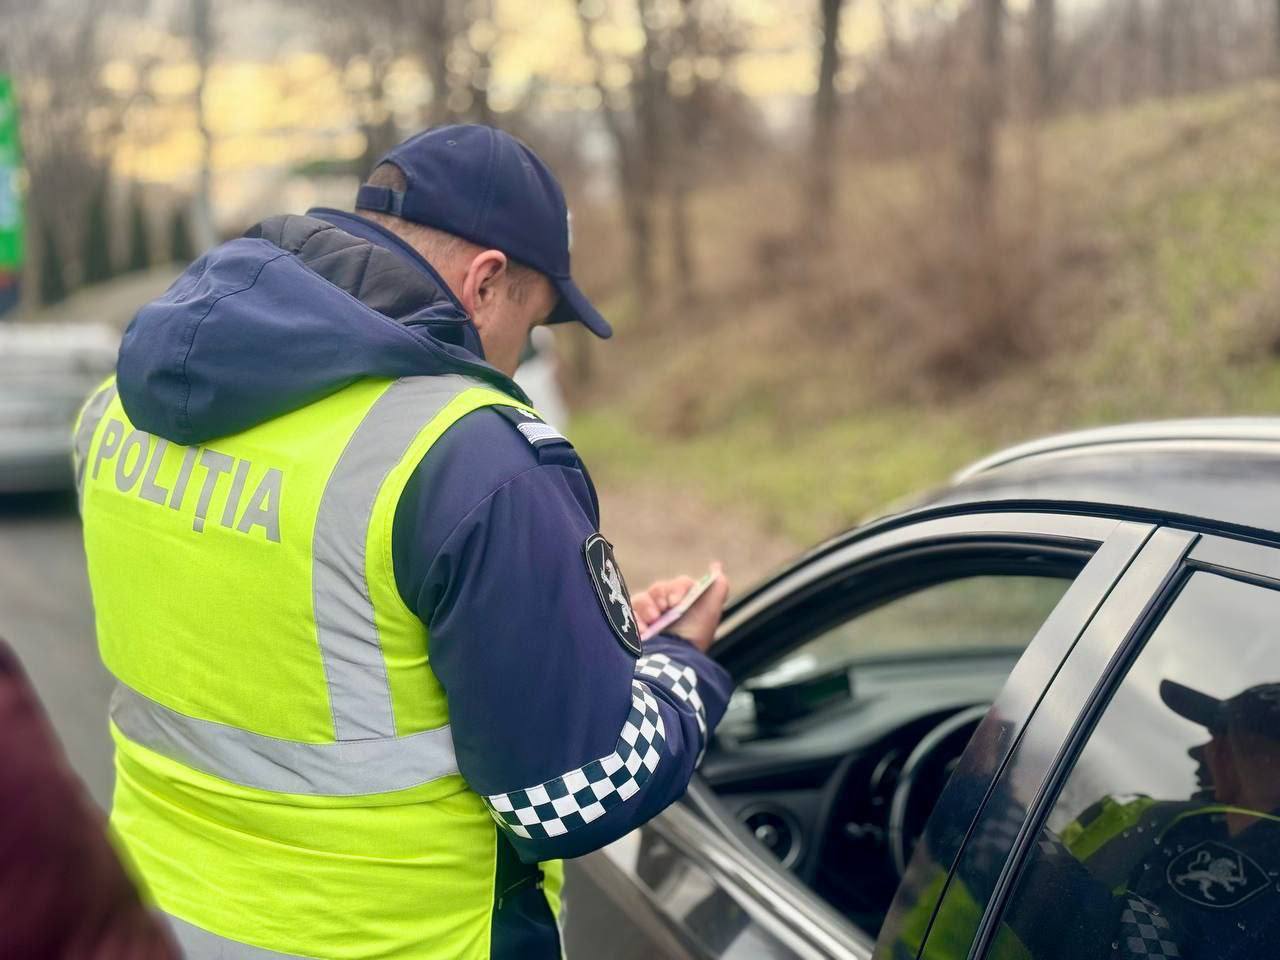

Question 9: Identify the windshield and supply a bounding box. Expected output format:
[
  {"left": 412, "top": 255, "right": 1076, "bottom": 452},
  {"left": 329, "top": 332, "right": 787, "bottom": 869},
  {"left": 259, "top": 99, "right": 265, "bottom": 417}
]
[{"left": 751, "top": 574, "right": 1072, "bottom": 688}]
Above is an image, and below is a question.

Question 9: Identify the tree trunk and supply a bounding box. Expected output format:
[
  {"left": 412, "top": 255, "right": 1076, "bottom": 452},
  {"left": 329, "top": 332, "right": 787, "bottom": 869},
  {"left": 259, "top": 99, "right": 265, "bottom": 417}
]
[
  {"left": 1159, "top": 0, "right": 1179, "bottom": 96},
  {"left": 1031, "top": 0, "right": 1055, "bottom": 115},
  {"left": 809, "top": 0, "right": 843, "bottom": 243},
  {"left": 878, "top": 0, "right": 901, "bottom": 63},
  {"left": 467, "top": 0, "right": 496, "bottom": 124},
  {"left": 633, "top": 0, "right": 668, "bottom": 241},
  {"left": 423, "top": 0, "right": 455, "bottom": 125},
  {"left": 955, "top": 0, "right": 1012, "bottom": 378},
  {"left": 1122, "top": 0, "right": 1145, "bottom": 102},
  {"left": 37, "top": 218, "right": 68, "bottom": 307},
  {"left": 190, "top": 0, "right": 218, "bottom": 251},
  {"left": 668, "top": 0, "right": 701, "bottom": 306},
  {"left": 669, "top": 179, "right": 694, "bottom": 305},
  {"left": 1275, "top": 0, "right": 1280, "bottom": 71},
  {"left": 471, "top": 46, "right": 496, "bottom": 126},
  {"left": 359, "top": 57, "right": 399, "bottom": 173},
  {"left": 575, "top": 1, "right": 656, "bottom": 302},
  {"left": 1183, "top": 0, "right": 1202, "bottom": 89},
  {"left": 959, "top": 0, "right": 1004, "bottom": 231},
  {"left": 82, "top": 175, "right": 114, "bottom": 286}
]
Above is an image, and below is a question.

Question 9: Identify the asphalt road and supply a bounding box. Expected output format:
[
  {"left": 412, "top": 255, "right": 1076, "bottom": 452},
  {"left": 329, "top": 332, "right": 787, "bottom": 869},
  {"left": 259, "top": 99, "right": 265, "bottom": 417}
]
[{"left": 0, "top": 492, "right": 115, "bottom": 807}]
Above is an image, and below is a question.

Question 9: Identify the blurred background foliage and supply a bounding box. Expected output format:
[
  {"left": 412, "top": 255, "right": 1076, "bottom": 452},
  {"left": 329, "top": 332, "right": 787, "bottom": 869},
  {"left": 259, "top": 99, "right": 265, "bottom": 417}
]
[{"left": 4, "top": 0, "right": 1280, "bottom": 582}]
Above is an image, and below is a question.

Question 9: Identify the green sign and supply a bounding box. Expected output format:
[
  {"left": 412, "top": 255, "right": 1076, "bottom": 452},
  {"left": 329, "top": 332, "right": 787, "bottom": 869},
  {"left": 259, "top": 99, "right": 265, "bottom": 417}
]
[{"left": 0, "top": 74, "right": 24, "bottom": 276}]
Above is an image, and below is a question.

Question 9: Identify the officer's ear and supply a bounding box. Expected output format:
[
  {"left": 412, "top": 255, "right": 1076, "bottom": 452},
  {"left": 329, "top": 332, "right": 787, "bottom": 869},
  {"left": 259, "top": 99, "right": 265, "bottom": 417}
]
[{"left": 460, "top": 250, "right": 509, "bottom": 322}]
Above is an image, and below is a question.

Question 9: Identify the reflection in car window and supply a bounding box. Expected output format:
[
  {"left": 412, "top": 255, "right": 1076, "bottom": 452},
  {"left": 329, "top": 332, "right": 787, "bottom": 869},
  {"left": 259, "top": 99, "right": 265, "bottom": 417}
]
[
  {"left": 752, "top": 575, "right": 1071, "bottom": 687},
  {"left": 987, "top": 572, "right": 1280, "bottom": 960}
]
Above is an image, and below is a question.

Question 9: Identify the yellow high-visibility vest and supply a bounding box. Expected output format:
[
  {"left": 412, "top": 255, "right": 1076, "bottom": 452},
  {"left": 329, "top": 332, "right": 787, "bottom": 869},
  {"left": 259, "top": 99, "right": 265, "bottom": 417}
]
[{"left": 75, "top": 374, "right": 562, "bottom": 959}]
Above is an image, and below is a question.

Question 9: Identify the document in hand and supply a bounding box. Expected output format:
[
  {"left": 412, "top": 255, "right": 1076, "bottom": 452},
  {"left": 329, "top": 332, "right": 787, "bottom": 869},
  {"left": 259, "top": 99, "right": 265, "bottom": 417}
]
[{"left": 639, "top": 569, "right": 718, "bottom": 644}]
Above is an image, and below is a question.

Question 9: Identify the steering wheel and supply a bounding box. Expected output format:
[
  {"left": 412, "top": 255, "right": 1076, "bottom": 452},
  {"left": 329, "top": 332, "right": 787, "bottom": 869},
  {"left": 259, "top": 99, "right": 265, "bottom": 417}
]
[{"left": 886, "top": 705, "right": 989, "bottom": 878}]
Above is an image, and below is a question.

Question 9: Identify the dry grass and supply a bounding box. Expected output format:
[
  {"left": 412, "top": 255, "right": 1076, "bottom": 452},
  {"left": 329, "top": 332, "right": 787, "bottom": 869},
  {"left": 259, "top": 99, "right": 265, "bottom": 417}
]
[{"left": 569, "top": 79, "right": 1280, "bottom": 573}]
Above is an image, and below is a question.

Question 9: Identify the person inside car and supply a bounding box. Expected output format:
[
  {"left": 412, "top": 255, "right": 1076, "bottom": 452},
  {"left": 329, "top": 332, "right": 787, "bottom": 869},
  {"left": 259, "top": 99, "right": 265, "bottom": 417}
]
[
  {"left": 74, "top": 123, "right": 733, "bottom": 959},
  {"left": 1073, "top": 680, "right": 1279, "bottom": 956},
  {"left": 992, "top": 679, "right": 1280, "bottom": 959}
]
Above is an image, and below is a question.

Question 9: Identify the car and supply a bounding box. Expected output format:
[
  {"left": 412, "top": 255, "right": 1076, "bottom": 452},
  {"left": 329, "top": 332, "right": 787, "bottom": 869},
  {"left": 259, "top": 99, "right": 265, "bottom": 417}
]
[
  {"left": 0, "top": 323, "right": 118, "bottom": 494},
  {"left": 562, "top": 419, "right": 1280, "bottom": 960},
  {"left": 0, "top": 319, "right": 553, "bottom": 497}
]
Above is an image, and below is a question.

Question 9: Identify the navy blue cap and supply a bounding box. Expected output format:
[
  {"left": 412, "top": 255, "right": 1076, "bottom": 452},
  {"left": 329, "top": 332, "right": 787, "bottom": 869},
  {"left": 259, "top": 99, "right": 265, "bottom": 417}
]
[
  {"left": 355, "top": 124, "right": 611, "bottom": 338},
  {"left": 1161, "top": 679, "right": 1280, "bottom": 740}
]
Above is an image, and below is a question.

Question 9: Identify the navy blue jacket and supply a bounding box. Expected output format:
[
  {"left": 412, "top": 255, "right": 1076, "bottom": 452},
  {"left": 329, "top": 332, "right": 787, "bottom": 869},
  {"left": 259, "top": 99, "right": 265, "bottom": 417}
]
[{"left": 115, "top": 210, "right": 733, "bottom": 870}]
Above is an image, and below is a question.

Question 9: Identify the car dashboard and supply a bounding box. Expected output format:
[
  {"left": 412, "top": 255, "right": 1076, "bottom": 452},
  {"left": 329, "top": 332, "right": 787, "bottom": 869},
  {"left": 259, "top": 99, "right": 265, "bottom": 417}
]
[{"left": 699, "top": 652, "right": 1016, "bottom": 936}]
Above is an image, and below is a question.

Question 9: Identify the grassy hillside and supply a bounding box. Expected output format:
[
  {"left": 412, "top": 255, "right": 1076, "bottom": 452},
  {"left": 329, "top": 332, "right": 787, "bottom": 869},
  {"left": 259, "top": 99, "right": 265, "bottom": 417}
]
[{"left": 573, "top": 81, "right": 1280, "bottom": 548}]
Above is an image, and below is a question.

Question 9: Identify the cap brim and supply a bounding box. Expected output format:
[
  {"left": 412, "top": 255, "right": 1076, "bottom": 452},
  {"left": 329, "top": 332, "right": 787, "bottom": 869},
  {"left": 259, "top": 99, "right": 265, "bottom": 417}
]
[
  {"left": 547, "top": 275, "right": 612, "bottom": 339},
  {"left": 1160, "top": 679, "right": 1225, "bottom": 730}
]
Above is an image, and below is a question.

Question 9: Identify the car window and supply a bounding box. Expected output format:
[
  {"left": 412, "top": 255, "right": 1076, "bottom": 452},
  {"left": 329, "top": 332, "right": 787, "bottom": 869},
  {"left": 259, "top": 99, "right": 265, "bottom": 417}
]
[
  {"left": 750, "top": 575, "right": 1072, "bottom": 688},
  {"left": 984, "top": 572, "right": 1280, "bottom": 960}
]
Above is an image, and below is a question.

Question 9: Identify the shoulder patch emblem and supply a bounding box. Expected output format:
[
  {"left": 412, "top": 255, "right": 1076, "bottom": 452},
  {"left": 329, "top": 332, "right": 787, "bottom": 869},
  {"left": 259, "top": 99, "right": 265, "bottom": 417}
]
[
  {"left": 1166, "top": 841, "right": 1269, "bottom": 909},
  {"left": 516, "top": 420, "right": 565, "bottom": 445},
  {"left": 495, "top": 405, "right": 569, "bottom": 449},
  {"left": 584, "top": 534, "right": 642, "bottom": 657}
]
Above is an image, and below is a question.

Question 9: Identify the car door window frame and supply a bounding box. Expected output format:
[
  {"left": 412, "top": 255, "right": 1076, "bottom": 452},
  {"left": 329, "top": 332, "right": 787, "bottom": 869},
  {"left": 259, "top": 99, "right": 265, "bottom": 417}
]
[
  {"left": 1187, "top": 533, "right": 1280, "bottom": 589},
  {"left": 865, "top": 521, "right": 1160, "bottom": 958},
  {"left": 676, "top": 511, "right": 1159, "bottom": 958},
  {"left": 715, "top": 511, "right": 1128, "bottom": 681},
  {"left": 955, "top": 527, "right": 1215, "bottom": 960},
  {"left": 960, "top": 530, "right": 1280, "bottom": 960}
]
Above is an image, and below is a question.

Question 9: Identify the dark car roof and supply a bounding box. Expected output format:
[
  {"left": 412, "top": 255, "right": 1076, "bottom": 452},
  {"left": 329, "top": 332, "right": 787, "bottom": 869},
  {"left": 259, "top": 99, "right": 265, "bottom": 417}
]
[{"left": 913, "top": 418, "right": 1280, "bottom": 540}]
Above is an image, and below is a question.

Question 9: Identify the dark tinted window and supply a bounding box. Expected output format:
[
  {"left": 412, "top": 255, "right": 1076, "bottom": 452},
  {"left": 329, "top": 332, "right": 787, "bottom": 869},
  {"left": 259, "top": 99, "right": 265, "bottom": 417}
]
[{"left": 985, "top": 572, "right": 1280, "bottom": 960}]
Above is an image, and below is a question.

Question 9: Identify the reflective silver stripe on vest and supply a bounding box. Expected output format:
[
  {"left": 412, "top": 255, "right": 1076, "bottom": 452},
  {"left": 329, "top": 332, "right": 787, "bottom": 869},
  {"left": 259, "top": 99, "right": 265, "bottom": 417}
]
[
  {"left": 74, "top": 381, "right": 118, "bottom": 508},
  {"left": 312, "top": 374, "right": 484, "bottom": 740},
  {"left": 111, "top": 683, "right": 459, "bottom": 795},
  {"left": 161, "top": 912, "right": 315, "bottom": 959}
]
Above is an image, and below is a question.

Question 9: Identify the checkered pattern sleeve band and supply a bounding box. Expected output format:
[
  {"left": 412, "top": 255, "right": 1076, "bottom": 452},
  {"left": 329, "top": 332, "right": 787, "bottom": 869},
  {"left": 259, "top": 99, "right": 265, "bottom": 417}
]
[
  {"left": 395, "top": 405, "right": 735, "bottom": 862},
  {"left": 1111, "top": 895, "right": 1181, "bottom": 960},
  {"left": 484, "top": 681, "right": 666, "bottom": 839},
  {"left": 635, "top": 652, "right": 708, "bottom": 759}
]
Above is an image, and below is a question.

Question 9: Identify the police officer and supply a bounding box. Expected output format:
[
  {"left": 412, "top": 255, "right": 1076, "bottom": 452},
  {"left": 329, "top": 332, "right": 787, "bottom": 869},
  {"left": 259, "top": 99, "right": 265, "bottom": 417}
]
[
  {"left": 73, "top": 125, "right": 733, "bottom": 959},
  {"left": 1083, "top": 680, "right": 1280, "bottom": 958},
  {"left": 990, "top": 680, "right": 1280, "bottom": 960}
]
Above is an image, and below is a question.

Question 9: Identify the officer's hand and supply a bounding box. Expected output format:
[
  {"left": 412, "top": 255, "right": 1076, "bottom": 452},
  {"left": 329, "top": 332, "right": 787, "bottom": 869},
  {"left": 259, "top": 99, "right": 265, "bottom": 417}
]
[{"left": 631, "top": 563, "right": 729, "bottom": 654}]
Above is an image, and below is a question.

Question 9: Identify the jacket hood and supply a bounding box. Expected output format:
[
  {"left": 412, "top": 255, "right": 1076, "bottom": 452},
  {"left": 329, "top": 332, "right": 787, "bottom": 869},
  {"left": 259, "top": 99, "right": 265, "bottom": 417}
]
[{"left": 116, "top": 214, "right": 527, "bottom": 446}]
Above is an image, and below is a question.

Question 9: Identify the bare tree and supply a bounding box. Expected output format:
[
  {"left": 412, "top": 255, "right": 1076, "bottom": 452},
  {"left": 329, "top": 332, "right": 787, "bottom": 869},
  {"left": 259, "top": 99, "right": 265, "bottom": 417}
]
[
  {"left": 575, "top": 0, "right": 743, "bottom": 306},
  {"left": 809, "top": 0, "right": 845, "bottom": 242},
  {"left": 305, "top": 0, "right": 502, "bottom": 171},
  {"left": 420, "top": 1, "right": 455, "bottom": 125},
  {"left": 633, "top": 0, "right": 669, "bottom": 245},
  {"left": 1031, "top": 0, "right": 1056, "bottom": 114},
  {"left": 666, "top": 0, "right": 705, "bottom": 305},
  {"left": 306, "top": 2, "right": 406, "bottom": 171},
  {"left": 1121, "top": 0, "right": 1146, "bottom": 101},
  {"left": 575, "top": 0, "right": 658, "bottom": 300},
  {"left": 1275, "top": 0, "right": 1280, "bottom": 69},
  {"left": 878, "top": 0, "right": 902, "bottom": 63},
  {"left": 959, "top": 0, "right": 1005, "bottom": 229},
  {"left": 466, "top": 0, "right": 497, "bottom": 125},
  {"left": 190, "top": 0, "right": 218, "bottom": 250},
  {"left": 415, "top": 0, "right": 500, "bottom": 127},
  {"left": 1158, "top": 0, "right": 1184, "bottom": 95}
]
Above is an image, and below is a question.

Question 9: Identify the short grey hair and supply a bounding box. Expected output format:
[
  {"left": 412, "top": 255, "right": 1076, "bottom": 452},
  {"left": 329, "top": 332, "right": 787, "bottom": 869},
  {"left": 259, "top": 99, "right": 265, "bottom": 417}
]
[{"left": 361, "top": 162, "right": 541, "bottom": 304}]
